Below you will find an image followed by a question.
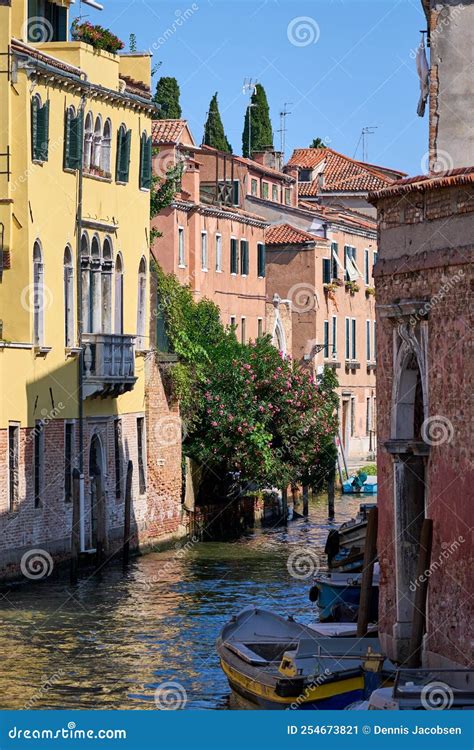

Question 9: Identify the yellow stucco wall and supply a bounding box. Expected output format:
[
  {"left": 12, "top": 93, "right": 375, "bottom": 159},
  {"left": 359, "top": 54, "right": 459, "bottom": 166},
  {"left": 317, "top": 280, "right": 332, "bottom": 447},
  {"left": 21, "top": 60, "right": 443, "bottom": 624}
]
[{"left": 0, "top": 2, "right": 152, "bottom": 429}]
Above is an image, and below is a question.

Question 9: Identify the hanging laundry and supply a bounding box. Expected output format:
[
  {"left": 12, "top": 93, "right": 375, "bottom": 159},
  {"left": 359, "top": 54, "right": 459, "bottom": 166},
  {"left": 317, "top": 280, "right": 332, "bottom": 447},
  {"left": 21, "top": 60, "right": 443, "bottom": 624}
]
[{"left": 416, "top": 34, "right": 430, "bottom": 117}]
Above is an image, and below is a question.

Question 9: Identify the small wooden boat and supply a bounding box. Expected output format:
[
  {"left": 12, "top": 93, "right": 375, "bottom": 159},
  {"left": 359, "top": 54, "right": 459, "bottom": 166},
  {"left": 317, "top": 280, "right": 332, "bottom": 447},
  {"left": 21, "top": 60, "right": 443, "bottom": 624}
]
[
  {"left": 348, "top": 668, "right": 474, "bottom": 710},
  {"left": 338, "top": 503, "right": 377, "bottom": 550},
  {"left": 217, "top": 607, "right": 392, "bottom": 710},
  {"left": 342, "top": 475, "right": 377, "bottom": 494},
  {"left": 309, "top": 569, "right": 379, "bottom": 622}
]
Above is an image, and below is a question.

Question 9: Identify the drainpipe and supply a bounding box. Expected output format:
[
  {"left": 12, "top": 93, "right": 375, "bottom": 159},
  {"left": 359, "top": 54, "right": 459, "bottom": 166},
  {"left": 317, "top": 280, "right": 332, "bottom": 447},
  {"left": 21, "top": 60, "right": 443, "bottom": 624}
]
[{"left": 76, "top": 92, "right": 87, "bottom": 552}]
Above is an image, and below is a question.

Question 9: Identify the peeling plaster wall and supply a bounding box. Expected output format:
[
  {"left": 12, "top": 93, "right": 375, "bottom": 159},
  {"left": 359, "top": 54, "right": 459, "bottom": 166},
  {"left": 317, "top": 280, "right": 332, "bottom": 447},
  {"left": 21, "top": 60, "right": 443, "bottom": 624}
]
[
  {"left": 428, "top": 1, "right": 474, "bottom": 170},
  {"left": 374, "top": 184, "right": 474, "bottom": 667}
]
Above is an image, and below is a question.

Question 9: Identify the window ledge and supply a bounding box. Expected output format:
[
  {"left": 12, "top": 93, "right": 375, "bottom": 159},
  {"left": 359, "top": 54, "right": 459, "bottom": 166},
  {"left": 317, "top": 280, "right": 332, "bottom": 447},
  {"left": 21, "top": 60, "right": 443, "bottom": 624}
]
[
  {"left": 32, "top": 159, "right": 46, "bottom": 166},
  {"left": 116, "top": 180, "right": 129, "bottom": 187},
  {"left": 0, "top": 341, "right": 33, "bottom": 350},
  {"left": 177, "top": 264, "right": 186, "bottom": 269},
  {"left": 66, "top": 347, "right": 82, "bottom": 357},
  {"left": 367, "top": 361, "right": 377, "bottom": 371},
  {"left": 135, "top": 348, "right": 151, "bottom": 357},
  {"left": 139, "top": 187, "right": 151, "bottom": 193},
  {"left": 84, "top": 171, "right": 113, "bottom": 183},
  {"left": 201, "top": 268, "right": 208, "bottom": 273},
  {"left": 34, "top": 346, "right": 52, "bottom": 358},
  {"left": 215, "top": 269, "right": 223, "bottom": 274},
  {"left": 325, "top": 361, "right": 341, "bottom": 369},
  {"left": 63, "top": 167, "right": 77, "bottom": 175},
  {"left": 345, "top": 359, "right": 361, "bottom": 370}
]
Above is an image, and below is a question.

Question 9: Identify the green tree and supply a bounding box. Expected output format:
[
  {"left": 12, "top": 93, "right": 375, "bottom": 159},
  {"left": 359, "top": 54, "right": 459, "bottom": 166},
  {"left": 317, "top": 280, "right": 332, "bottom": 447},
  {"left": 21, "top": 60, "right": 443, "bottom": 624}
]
[
  {"left": 203, "top": 93, "right": 232, "bottom": 153},
  {"left": 153, "top": 266, "right": 339, "bottom": 500},
  {"left": 154, "top": 76, "right": 182, "bottom": 119},
  {"left": 309, "top": 137, "right": 326, "bottom": 148},
  {"left": 242, "top": 83, "right": 273, "bottom": 158}
]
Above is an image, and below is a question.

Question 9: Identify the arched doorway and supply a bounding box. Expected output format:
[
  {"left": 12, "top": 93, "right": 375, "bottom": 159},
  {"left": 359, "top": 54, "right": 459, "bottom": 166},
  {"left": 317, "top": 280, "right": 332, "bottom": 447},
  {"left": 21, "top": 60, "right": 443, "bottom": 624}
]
[
  {"left": 392, "top": 348, "right": 427, "bottom": 645},
  {"left": 89, "top": 434, "right": 106, "bottom": 552}
]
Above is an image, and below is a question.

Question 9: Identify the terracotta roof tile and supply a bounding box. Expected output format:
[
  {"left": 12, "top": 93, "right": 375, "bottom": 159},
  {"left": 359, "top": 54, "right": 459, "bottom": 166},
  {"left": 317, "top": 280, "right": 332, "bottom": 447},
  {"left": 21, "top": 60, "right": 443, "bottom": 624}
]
[
  {"left": 198, "top": 145, "right": 294, "bottom": 182},
  {"left": 369, "top": 166, "right": 474, "bottom": 201},
  {"left": 288, "top": 147, "right": 404, "bottom": 194},
  {"left": 265, "top": 223, "right": 320, "bottom": 246},
  {"left": 152, "top": 119, "right": 191, "bottom": 145}
]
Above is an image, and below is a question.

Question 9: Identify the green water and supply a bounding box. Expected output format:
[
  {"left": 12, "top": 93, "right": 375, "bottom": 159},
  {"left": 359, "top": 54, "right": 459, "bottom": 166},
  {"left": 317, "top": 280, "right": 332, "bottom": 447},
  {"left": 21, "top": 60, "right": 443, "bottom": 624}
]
[{"left": 0, "top": 493, "right": 363, "bottom": 709}]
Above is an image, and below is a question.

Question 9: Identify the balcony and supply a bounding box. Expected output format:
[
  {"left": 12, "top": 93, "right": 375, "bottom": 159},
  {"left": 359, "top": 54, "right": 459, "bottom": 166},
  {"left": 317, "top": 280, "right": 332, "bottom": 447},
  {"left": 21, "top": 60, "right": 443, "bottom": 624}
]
[{"left": 82, "top": 334, "right": 137, "bottom": 399}]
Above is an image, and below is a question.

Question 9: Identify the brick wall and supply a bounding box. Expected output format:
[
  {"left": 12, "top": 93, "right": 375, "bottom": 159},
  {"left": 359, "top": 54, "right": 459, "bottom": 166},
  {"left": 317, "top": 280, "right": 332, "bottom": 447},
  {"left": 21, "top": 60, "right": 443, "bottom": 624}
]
[{"left": 375, "top": 183, "right": 474, "bottom": 667}]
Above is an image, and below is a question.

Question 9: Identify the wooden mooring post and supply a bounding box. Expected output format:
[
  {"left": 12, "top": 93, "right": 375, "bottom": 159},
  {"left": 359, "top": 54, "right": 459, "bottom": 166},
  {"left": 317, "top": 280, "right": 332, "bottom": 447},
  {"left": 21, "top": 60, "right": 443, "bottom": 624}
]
[
  {"left": 407, "top": 518, "right": 433, "bottom": 667},
  {"left": 302, "top": 485, "right": 309, "bottom": 516},
  {"left": 357, "top": 506, "right": 378, "bottom": 637},
  {"left": 122, "top": 460, "right": 133, "bottom": 568},
  {"left": 70, "top": 468, "right": 81, "bottom": 585},
  {"left": 281, "top": 487, "right": 288, "bottom": 524},
  {"left": 327, "top": 467, "right": 335, "bottom": 519}
]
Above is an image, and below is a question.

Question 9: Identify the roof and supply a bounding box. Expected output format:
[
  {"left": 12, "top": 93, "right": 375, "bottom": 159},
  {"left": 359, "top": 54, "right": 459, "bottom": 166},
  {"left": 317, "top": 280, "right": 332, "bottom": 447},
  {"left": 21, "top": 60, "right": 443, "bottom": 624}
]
[
  {"left": 299, "top": 201, "right": 377, "bottom": 232},
  {"left": 199, "top": 145, "right": 295, "bottom": 182},
  {"left": 369, "top": 167, "right": 474, "bottom": 202},
  {"left": 265, "top": 223, "right": 320, "bottom": 246},
  {"left": 151, "top": 119, "right": 196, "bottom": 147},
  {"left": 288, "top": 147, "right": 405, "bottom": 194}
]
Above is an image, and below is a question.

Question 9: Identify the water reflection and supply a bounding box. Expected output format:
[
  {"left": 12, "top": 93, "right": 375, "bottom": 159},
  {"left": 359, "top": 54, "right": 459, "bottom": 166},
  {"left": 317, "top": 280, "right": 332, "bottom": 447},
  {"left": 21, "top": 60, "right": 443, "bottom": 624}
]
[{"left": 0, "top": 493, "right": 363, "bottom": 709}]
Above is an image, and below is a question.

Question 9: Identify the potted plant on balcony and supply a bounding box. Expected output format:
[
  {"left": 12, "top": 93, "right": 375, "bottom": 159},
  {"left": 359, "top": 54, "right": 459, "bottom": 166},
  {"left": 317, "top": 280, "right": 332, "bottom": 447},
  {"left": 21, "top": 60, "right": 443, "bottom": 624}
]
[
  {"left": 345, "top": 280, "right": 360, "bottom": 295},
  {"left": 71, "top": 19, "right": 124, "bottom": 55},
  {"left": 323, "top": 282, "right": 339, "bottom": 308},
  {"left": 365, "top": 285, "right": 376, "bottom": 298}
]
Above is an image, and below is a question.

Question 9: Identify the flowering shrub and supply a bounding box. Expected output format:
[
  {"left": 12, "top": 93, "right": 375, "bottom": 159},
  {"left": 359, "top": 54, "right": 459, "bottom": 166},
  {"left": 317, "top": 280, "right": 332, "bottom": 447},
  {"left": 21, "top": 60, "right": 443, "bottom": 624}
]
[
  {"left": 154, "top": 265, "right": 339, "bottom": 499},
  {"left": 71, "top": 20, "right": 124, "bottom": 54}
]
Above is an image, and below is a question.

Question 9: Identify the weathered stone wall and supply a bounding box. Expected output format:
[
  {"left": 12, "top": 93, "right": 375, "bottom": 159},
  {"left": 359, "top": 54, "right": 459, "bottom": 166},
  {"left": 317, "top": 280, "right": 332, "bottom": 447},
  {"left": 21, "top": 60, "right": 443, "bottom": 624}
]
[{"left": 375, "top": 181, "right": 474, "bottom": 667}]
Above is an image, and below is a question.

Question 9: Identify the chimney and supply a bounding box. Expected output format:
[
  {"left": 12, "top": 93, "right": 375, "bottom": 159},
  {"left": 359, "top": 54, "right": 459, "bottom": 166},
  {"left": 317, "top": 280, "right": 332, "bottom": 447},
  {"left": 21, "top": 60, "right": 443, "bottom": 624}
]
[{"left": 251, "top": 146, "right": 284, "bottom": 172}]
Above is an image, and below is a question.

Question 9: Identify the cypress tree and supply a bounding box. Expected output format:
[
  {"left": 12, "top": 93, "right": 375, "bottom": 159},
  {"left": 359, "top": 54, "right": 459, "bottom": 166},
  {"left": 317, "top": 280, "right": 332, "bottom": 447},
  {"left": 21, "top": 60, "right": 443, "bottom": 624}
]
[
  {"left": 203, "top": 93, "right": 232, "bottom": 153},
  {"left": 154, "top": 77, "right": 182, "bottom": 120},
  {"left": 242, "top": 83, "right": 273, "bottom": 158}
]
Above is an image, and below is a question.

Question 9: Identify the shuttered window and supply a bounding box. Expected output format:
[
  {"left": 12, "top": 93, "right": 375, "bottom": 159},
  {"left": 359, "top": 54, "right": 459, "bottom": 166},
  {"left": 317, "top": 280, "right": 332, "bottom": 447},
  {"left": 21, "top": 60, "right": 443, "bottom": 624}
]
[
  {"left": 257, "top": 243, "right": 266, "bottom": 278},
  {"left": 31, "top": 96, "right": 50, "bottom": 162},
  {"left": 331, "top": 242, "right": 339, "bottom": 279},
  {"left": 322, "top": 258, "right": 331, "bottom": 284},
  {"left": 230, "top": 238, "right": 239, "bottom": 274},
  {"left": 64, "top": 107, "right": 83, "bottom": 171},
  {"left": 116, "top": 125, "right": 132, "bottom": 183},
  {"left": 139, "top": 132, "right": 152, "bottom": 189},
  {"left": 323, "top": 320, "right": 329, "bottom": 358},
  {"left": 240, "top": 240, "right": 249, "bottom": 276}
]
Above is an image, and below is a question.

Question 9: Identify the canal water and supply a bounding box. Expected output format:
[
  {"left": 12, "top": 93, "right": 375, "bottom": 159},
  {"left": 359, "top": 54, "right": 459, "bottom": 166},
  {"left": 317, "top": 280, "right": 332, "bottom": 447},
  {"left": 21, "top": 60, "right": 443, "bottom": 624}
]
[{"left": 0, "top": 493, "right": 364, "bottom": 710}]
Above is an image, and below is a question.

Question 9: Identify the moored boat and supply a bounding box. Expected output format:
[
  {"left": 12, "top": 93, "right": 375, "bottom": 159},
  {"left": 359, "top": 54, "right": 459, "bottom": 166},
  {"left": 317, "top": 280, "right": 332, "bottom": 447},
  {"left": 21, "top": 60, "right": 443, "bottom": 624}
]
[
  {"left": 342, "top": 475, "right": 377, "bottom": 494},
  {"left": 217, "top": 607, "right": 392, "bottom": 710},
  {"left": 309, "top": 568, "right": 379, "bottom": 622}
]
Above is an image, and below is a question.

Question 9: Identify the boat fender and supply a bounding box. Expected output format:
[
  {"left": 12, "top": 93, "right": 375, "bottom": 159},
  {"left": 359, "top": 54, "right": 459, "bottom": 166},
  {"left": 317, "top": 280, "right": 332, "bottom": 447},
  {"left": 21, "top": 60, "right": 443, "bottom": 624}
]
[
  {"left": 275, "top": 677, "right": 305, "bottom": 698},
  {"left": 308, "top": 584, "right": 319, "bottom": 602}
]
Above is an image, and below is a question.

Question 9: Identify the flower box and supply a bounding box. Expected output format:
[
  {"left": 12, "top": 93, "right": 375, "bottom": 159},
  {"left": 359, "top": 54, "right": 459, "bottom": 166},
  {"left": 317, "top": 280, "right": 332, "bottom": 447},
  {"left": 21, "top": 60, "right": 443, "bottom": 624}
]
[{"left": 71, "top": 20, "right": 124, "bottom": 55}]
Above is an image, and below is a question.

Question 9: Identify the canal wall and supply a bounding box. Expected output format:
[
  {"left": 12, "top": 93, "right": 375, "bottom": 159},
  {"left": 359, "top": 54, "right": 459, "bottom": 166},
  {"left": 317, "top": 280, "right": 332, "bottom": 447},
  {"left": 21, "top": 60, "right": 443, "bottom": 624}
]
[{"left": 189, "top": 492, "right": 284, "bottom": 540}]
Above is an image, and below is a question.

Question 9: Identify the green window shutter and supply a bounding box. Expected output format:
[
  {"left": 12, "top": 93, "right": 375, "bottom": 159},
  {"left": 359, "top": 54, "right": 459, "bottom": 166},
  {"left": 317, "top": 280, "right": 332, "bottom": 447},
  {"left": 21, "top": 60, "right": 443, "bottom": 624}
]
[
  {"left": 145, "top": 136, "right": 152, "bottom": 189},
  {"left": 37, "top": 100, "right": 50, "bottom": 162},
  {"left": 323, "top": 258, "right": 331, "bottom": 284},
  {"left": 257, "top": 243, "right": 265, "bottom": 277},
  {"left": 63, "top": 108, "right": 71, "bottom": 169},
  {"left": 139, "top": 135, "right": 145, "bottom": 188},
  {"left": 230, "top": 238, "right": 238, "bottom": 274},
  {"left": 31, "top": 97, "right": 39, "bottom": 161},
  {"left": 240, "top": 240, "right": 249, "bottom": 275},
  {"left": 115, "top": 127, "right": 124, "bottom": 181},
  {"left": 122, "top": 128, "right": 131, "bottom": 183}
]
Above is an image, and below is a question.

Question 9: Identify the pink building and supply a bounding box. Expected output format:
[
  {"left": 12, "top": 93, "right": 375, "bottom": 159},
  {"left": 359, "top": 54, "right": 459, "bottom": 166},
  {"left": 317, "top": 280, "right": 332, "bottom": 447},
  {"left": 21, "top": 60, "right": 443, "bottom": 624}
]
[{"left": 151, "top": 122, "right": 268, "bottom": 343}]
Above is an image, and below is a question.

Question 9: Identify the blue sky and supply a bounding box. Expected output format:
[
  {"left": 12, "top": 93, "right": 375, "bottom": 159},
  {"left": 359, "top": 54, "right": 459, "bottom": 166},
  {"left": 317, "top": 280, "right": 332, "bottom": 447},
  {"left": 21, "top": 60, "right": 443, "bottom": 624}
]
[{"left": 73, "top": 0, "right": 429, "bottom": 176}]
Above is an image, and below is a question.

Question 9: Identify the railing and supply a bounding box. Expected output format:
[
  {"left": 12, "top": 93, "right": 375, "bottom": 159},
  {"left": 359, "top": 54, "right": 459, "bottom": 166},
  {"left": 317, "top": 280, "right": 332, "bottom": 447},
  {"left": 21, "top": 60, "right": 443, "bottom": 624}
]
[{"left": 82, "top": 333, "right": 136, "bottom": 398}]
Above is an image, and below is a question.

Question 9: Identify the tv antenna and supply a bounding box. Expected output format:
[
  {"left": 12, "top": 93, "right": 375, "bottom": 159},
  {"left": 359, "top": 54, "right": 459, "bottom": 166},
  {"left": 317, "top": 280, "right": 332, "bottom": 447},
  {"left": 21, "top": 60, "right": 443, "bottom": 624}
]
[
  {"left": 243, "top": 78, "right": 258, "bottom": 158},
  {"left": 353, "top": 126, "right": 378, "bottom": 163},
  {"left": 78, "top": 0, "right": 104, "bottom": 20},
  {"left": 277, "top": 102, "right": 292, "bottom": 160}
]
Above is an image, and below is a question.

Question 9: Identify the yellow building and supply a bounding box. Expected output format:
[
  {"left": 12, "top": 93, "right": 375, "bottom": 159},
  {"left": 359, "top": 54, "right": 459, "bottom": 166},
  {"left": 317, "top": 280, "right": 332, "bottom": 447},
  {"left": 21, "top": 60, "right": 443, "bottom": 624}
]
[{"left": 0, "top": 0, "right": 183, "bottom": 578}]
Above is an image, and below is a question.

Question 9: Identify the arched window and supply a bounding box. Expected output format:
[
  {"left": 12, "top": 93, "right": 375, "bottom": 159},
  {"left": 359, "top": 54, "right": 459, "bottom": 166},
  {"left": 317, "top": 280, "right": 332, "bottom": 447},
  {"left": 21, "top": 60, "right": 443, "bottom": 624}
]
[
  {"left": 90, "top": 235, "right": 102, "bottom": 333},
  {"left": 81, "top": 232, "right": 92, "bottom": 333},
  {"left": 136, "top": 257, "right": 147, "bottom": 349},
  {"left": 114, "top": 253, "right": 124, "bottom": 334},
  {"left": 64, "top": 245, "right": 74, "bottom": 346},
  {"left": 101, "top": 119, "right": 112, "bottom": 176},
  {"left": 91, "top": 115, "right": 102, "bottom": 171},
  {"left": 101, "top": 237, "right": 113, "bottom": 333},
  {"left": 33, "top": 241, "right": 44, "bottom": 346},
  {"left": 83, "top": 112, "right": 93, "bottom": 172}
]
